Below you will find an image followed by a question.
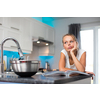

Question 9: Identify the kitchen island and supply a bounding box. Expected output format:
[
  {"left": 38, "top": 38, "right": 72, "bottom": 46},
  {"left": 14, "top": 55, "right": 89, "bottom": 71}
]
[{"left": 0, "top": 72, "right": 93, "bottom": 84}]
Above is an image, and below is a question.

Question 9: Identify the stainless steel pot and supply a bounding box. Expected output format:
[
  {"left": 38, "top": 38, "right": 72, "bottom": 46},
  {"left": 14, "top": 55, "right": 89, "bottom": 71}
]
[{"left": 10, "top": 60, "right": 40, "bottom": 77}]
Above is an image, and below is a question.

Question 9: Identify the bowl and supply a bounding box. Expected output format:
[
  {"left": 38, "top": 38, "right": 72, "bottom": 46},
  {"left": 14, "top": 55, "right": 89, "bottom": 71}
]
[{"left": 10, "top": 60, "right": 40, "bottom": 77}]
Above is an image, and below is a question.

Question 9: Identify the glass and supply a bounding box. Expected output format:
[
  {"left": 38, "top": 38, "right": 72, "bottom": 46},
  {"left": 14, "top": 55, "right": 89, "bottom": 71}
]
[{"left": 80, "top": 30, "right": 93, "bottom": 83}]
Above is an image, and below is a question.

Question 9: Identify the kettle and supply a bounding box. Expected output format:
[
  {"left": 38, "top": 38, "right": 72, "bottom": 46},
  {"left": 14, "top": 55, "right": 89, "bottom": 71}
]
[{"left": 45, "top": 61, "right": 50, "bottom": 71}]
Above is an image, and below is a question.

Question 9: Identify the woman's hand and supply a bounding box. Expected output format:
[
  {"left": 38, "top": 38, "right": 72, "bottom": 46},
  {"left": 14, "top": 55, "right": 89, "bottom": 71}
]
[
  {"left": 70, "top": 41, "right": 77, "bottom": 55},
  {"left": 85, "top": 71, "right": 95, "bottom": 80},
  {"left": 86, "top": 71, "right": 95, "bottom": 76}
]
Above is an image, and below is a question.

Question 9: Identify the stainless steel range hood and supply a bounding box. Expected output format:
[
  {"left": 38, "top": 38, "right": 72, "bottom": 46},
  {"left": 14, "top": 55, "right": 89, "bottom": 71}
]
[{"left": 32, "top": 37, "right": 53, "bottom": 47}]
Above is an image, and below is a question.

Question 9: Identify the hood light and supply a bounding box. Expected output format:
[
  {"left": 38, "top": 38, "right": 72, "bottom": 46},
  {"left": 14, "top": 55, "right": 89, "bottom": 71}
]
[
  {"left": 37, "top": 41, "right": 40, "bottom": 43},
  {"left": 46, "top": 43, "right": 49, "bottom": 45}
]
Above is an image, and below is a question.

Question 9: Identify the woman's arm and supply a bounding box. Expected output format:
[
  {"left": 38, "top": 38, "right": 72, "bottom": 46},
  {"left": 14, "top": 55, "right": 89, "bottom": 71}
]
[
  {"left": 71, "top": 51, "right": 86, "bottom": 72},
  {"left": 59, "top": 52, "right": 75, "bottom": 71},
  {"left": 70, "top": 42, "right": 86, "bottom": 72}
]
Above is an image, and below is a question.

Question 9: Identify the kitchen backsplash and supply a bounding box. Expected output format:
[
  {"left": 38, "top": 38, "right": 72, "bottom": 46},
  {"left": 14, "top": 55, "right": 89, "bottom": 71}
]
[
  {"left": 0, "top": 50, "right": 27, "bottom": 70},
  {"left": 38, "top": 56, "right": 54, "bottom": 69},
  {"left": 0, "top": 50, "right": 54, "bottom": 71}
]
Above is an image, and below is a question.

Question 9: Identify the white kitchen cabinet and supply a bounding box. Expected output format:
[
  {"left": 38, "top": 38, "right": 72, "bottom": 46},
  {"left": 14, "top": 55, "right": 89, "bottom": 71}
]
[
  {"left": 0, "top": 17, "right": 32, "bottom": 53},
  {"left": 0, "top": 26, "right": 9, "bottom": 45},
  {"left": 7, "top": 17, "right": 22, "bottom": 31},
  {"left": 0, "top": 27, "right": 4, "bottom": 43},
  {"left": 20, "top": 18, "right": 32, "bottom": 53},
  {"left": 45, "top": 27, "right": 54, "bottom": 42},
  {"left": 3, "top": 29, "right": 21, "bottom": 48},
  {"left": 0, "top": 26, "right": 21, "bottom": 52},
  {"left": 0, "top": 17, "right": 55, "bottom": 54},
  {"left": 31, "top": 20, "right": 54, "bottom": 43},
  {"left": 30, "top": 18, "right": 55, "bottom": 55},
  {"left": 0, "top": 17, "right": 3, "bottom": 25},
  {"left": 32, "top": 21, "right": 46, "bottom": 39},
  {"left": 20, "top": 39, "right": 32, "bottom": 53}
]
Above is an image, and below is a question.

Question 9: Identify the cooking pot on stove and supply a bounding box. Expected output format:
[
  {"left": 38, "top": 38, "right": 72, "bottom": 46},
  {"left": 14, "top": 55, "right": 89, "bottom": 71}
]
[{"left": 10, "top": 60, "right": 40, "bottom": 77}]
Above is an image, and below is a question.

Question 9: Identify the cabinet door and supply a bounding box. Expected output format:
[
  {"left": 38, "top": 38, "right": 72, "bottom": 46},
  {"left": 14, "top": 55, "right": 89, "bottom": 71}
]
[
  {"left": 0, "top": 27, "right": 9, "bottom": 46},
  {"left": 45, "top": 27, "right": 54, "bottom": 42},
  {"left": 33, "top": 21, "right": 46, "bottom": 38},
  {"left": 0, "top": 27, "right": 4, "bottom": 44},
  {"left": 8, "top": 17, "right": 21, "bottom": 31},
  {"left": 21, "top": 39, "right": 32, "bottom": 52},
  {"left": 20, "top": 18, "right": 32, "bottom": 52},
  {"left": 4, "top": 30, "right": 20, "bottom": 48},
  {"left": 23, "top": 18, "right": 31, "bottom": 39},
  {"left": 0, "top": 17, "right": 3, "bottom": 25}
]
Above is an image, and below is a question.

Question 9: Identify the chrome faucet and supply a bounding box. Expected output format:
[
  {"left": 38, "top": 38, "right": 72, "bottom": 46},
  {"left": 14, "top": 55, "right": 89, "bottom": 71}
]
[{"left": 0, "top": 37, "right": 24, "bottom": 73}]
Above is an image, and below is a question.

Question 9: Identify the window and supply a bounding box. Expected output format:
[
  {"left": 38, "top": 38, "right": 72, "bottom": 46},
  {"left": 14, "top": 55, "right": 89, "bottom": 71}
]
[
  {"left": 98, "top": 28, "right": 100, "bottom": 84},
  {"left": 80, "top": 30, "right": 93, "bottom": 83}
]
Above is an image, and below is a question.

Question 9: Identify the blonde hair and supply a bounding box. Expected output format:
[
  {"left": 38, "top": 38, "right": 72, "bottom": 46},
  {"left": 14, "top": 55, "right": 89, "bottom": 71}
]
[{"left": 62, "top": 33, "right": 78, "bottom": 43}]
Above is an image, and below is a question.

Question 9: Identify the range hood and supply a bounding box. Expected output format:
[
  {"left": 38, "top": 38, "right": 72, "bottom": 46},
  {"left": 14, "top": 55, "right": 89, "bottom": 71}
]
[{"left": 32, "top": 37, "right": 53, "bottom": 47}]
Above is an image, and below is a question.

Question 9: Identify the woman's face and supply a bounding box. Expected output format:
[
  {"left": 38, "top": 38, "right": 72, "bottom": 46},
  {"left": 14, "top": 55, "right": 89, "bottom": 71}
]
[{"left": 63, "top": 36, "right": 75, "bottom": 51}]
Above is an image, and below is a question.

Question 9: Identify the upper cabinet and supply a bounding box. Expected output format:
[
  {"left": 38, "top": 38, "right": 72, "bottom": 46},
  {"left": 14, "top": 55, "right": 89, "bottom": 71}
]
[
  {"left": 0, "top": 17, "right": 55, "bottom": 54},
  {"left": 31, "top": 20, "right": 46, "bottom": 39},
  {"left": 0, "top": 27, "right": 4, "bottom": 43},
  {"left": 20, "top": 18, "right": 32, "bottom": 53},
  {"left": 45, "top": 27, "right": 54, "bottom": 42},
  {"left": 31, "top": 19, "right": 54, "bottom": 43},
  {"left": 0, "top": 17, "right": 32, "bottom": 53},
  {"left": 8, "top": 17, "right": 22, "bottom": 31},
  {"left": 0, "top": 17, "right": 3, "bottom": 25},
  {"left": 31, "top": 19, "right": 55, "bottom": 56}
]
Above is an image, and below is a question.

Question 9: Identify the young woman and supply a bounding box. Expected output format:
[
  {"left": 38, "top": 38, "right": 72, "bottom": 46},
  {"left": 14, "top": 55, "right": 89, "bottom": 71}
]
[{"left": 59, "top": 34, "right": 95, "bottom": 76}]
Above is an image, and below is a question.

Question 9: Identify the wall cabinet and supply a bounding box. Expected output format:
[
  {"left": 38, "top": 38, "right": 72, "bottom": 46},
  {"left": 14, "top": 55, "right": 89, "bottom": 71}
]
[
  {"left": 7, "top": 17, "right": 22, "bottom": 31},
  {"left": 0, "top": 17, "right": 3, "bottom": 25},
  {"left": 0, "top": 26, "right": 9, "bottom": 45},
  {"left": 20, "top": 18, "right": 32, "bottom": 53},
  {"left": 4, "top": 30, "right": 20, "bottom": 48},
  {"left": 31, "top": 19, "right": 54, "bottom": 42},
  {"left": 45, "top": 27, "right": 54, "bottom": 42},
  {"left": 0, "top": 27, "right": 4, "bottom": 43},
  {"left": 30, "top": 18, "right": 55, "bottom": 55},
  {"left": 0, "top": 17, "right": 55, "bottom": 54},
  {"left": 0, "top": 17, "right": 32, "bottom": 53},
  {"left": 0, "top": 26, "right": 21, "bottom": 52},
  {"left": 31, "top": 21, "right": 47, "bottom": 39}
]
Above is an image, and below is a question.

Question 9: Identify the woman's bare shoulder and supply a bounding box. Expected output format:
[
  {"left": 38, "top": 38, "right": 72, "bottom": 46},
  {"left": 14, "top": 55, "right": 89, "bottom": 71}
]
[{"left": 60, "top": 52, "right": 66, "bottom": 59}]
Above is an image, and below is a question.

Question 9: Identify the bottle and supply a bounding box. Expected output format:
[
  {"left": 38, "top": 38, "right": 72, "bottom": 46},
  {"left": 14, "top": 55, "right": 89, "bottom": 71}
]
[{"left": 45, "top": 61, "right": 50, "bottom": 71}]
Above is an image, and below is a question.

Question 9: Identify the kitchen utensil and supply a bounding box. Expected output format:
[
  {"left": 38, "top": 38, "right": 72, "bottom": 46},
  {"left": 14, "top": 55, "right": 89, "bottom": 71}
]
[{"left": 10, "top": 60, "right": 40, "bottom": 77}]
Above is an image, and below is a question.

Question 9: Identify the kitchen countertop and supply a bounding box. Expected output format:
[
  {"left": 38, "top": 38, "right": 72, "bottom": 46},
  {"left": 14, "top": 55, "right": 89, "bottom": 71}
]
[{"left": 0, "top": 72, "right": 93, "bottom": 84}]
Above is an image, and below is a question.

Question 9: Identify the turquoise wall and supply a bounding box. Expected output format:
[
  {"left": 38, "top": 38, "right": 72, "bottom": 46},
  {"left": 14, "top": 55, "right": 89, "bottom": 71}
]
[
  {"left": 38, "top": 56, "right": 54, "bottom": 69},
  {"left": 32, "top": 17, "right": 54, "bottom": 27}
]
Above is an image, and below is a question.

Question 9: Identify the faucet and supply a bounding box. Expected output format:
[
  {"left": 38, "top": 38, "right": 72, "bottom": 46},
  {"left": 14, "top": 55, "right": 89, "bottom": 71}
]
[{"left": 0, "top": 37, "right": 24, "bottom": 73}]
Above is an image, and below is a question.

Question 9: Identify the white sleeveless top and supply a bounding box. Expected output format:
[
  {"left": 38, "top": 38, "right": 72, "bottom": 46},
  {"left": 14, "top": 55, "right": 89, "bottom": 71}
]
[{"left": 61, "top": 49, "right": 86, "bottom": 70}]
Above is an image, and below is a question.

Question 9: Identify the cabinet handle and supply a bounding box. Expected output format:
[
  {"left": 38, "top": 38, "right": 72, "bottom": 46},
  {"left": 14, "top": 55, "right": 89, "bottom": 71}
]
[
  {"left": 11, "top": 27, "right": 19, "bottom": 30},
  {"left": 0, "top": 23, "right": 2, "bottom": 25},
  {"left": 10, "top": 46, "right": 17, "bottom": 48}
]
